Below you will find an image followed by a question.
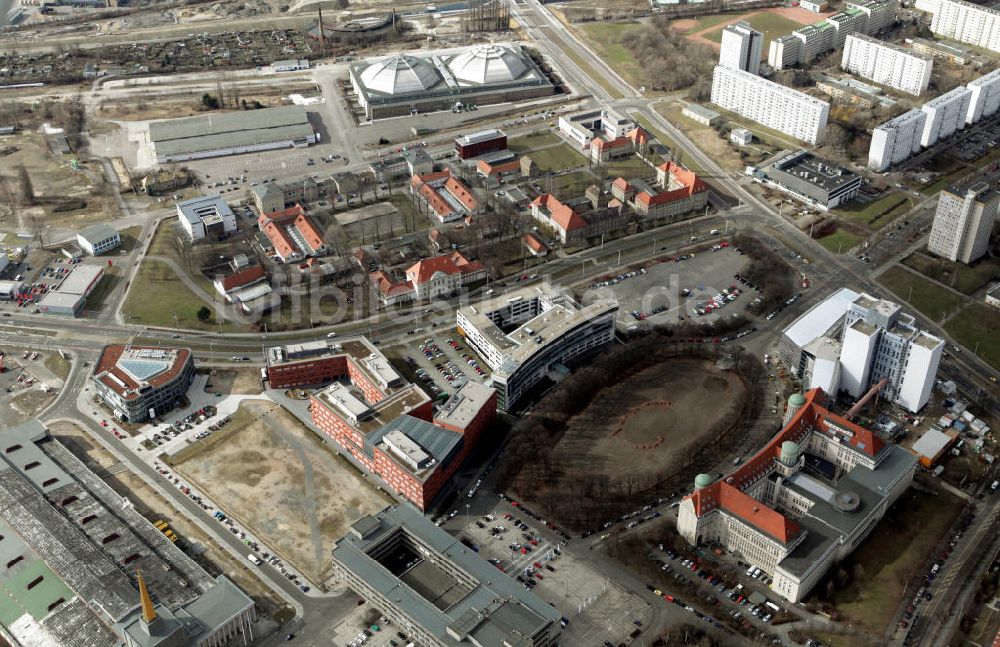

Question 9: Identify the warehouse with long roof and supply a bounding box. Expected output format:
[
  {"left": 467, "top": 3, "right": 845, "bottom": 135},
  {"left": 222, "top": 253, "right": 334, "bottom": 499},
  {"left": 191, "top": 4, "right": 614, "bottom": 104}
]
[
  {"left": 148, "top": 105, "right": 317, "bottom": 163},
  {"left": 349, "top": 43, "right": 556, "bottom": 120}
]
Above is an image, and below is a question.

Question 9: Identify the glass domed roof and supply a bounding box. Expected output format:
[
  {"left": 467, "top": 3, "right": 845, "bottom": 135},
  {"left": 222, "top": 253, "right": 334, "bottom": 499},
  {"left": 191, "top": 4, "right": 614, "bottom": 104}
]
[
  {"left": 360, "top": 54, "right": 440, "bottom": 95},
  {"left": 447, "top": 44, "right": 528, "bottom": 85}
]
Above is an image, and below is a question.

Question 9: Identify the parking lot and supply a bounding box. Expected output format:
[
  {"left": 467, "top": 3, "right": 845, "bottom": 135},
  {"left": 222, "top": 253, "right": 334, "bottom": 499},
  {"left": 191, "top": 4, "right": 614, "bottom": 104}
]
[
  {"left": 455, "top": 500, "right": 653, "bottom": 647},
  {"left": 584, "top": 244, "right": 752, "bottom": 330},
  {"left": 395, "top": 333, "right": 492, "bottom": 398}
]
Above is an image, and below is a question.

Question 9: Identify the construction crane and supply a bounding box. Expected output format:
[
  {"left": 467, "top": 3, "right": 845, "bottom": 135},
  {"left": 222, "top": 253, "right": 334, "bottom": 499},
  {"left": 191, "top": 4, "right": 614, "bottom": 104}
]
[{"left": 845, "top": 378, "right": 889, "bottom": 420}]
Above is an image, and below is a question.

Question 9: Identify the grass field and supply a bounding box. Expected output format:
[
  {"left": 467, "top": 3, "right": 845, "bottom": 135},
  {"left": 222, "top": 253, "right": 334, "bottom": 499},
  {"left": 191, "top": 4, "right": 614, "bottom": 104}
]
[
  {"left": 681, "top": 14, "right": 735, "bottom": 32},
  {"left": 123, "top": 259, "right": 238, "bottom": 331},
  {"left": 945, "top": 303, "right": 1000, "bottom": 370},
  {"left": 509, "top": 132, "right": 562, "bottom": 154},
  {"left": 817, "top": 228, "right": 863, "bottom": 254},
  {"left": 530, "top": 143, "right": 586, "bottom": 172},
  {"left": 603, "top": 156, "right": 654, "bottom": 179},
  {"left": 835, "top": 193, "right": 911, "bottom": 231},
  {"left": 84, "top": 265, "right": 122, "bottom": 311},
  {"left": 702, "top": 13, "right": 802, "bottom": 49},
  {"left": 814, "top": 487, "right": 963, "bottom": 633},
  {"left": 902, "top": 252, "right": 1000, "bottom": 295},
  {"left": 552, "top": 170, "right": 598, "bottom": 198},
  {"left": 878, "top": 265, "right": 967, "bottom": 322},
  {"left": 578, "top": 22, "right": 645, "bottom": 89}
]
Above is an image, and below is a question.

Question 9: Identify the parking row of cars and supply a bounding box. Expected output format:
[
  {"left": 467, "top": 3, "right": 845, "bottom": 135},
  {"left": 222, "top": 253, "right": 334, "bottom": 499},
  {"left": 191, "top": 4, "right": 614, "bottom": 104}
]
[
  {"left": 693, "top": 284, "right": 743, "bottom": 317},
  {"left": 590, "top": 267, "right": 648, "bottom": 290}
]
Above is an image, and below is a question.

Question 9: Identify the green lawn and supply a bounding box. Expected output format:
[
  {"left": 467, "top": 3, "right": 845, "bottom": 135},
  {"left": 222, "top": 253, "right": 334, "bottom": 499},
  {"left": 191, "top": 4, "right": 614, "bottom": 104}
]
[
  {"left": 528, "top": 143, "right": 586, "bottom": 173},
  {"left": 817, "top": 228, "right": 863, "bottom": 254},
  {"left": 702, "top": 13, "right": 803, "bottom": 50},
  {"left": 602, "top": 156, "right": 654, "bottom": 180},
  {"left": 687, "top": 14, "right": 736, "bottom": 32},
  {"left": 118, "top": 225, "right": 144, "bottom": 253},
  {"left": 812, "top": 487, "right": 963, "bottom": 633},
  {"left": 835, "top": 193, "right": 910, "bottom": 230},
  {"left": 43, "top": 352, "right": 71, "bottom": 380},
  {"left": 878, "top": 265, "right": 967, "bottom": 322},
  {"left": 509, "top": 132, "right": 562, "bottom": 154},
  {"left": 123, "top": 259, "right": 239, "bottom": 331},
  {"left": 902, "top": 252, "right": 1000, "bottom": 295},
  {"left": 945, "top": 303, "right": 1000, "bottom": 370},
  {"left": 551, "top": 170, "right": 598, "bottom": 198},
  {"left": 578, "top": 22, "right": 645, "bottom": 88},
  {"left": 85, "top": 265, "right": 122, "bottom": 311}
]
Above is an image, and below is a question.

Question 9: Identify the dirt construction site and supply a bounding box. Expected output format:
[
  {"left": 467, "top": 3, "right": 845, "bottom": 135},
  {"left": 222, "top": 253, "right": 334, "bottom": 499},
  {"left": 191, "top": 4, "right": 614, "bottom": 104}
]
[
  {"left": 173, "top": 400, "right": 391, "bottom": 585},
  {"left": 553, "top": 358, "right": 746, "bottom": 480}
]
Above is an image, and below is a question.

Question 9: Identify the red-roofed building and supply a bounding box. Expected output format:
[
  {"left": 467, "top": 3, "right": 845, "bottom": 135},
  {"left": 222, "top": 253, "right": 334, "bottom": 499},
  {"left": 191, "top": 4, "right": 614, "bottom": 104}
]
[
  {"left": 612, "top": 161, "right": 709, "bottom": 221},
  {"left": 590, "top": 126, "right": 652, "bottom": 163},
  {"left": 258, "top": 204, "right": 328, "bottom": 262},
  {"left": 530, "top": 193, "right": 629, "bottom": 245},
  {"left": 522, "top": 233, "right": 549, "bottom": 257},
  {"left": 212, "top": 264, "right": 274, "bottom": 313},
  {"left": 404, "top": 250, "right": 486, "bottom": 300},
  {"left": 369, "top": 270, "right": 415, "bottom": 306},
  {"left": 476, "top": 158, "right": 523, "bottom": 182},
  {"left": 678, "top": 388, "right": 917, "bottom": 603},
  {"left": 410, "top": 169, "right": 481, "bottom": 223},
  {"left": 91, "top": 345, "right": 195, "bottom": 423}
]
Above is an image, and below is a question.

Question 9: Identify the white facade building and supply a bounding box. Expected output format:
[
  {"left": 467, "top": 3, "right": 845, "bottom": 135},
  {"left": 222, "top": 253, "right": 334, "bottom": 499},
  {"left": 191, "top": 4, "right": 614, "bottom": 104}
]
[
  {"left": 841, "top": 34, "right": 933, "bottom": 96},
  {"left": 457, "top": 284, "right": 617, "bottom": 411},
  {"left": 557, "top": 108, "right": 635, "bottom": 149},
  {"left": 720, "top": 21, "right": 764, "bottom": 75},
  {"left": 779, "top": 289, "right": 943, "bottom": 413},
  {"left": 868, "top": 109, "right": 927, "bottom": 171},
  {"left": 929, "top": 0, "right": 1000, "bottom": 53},
  {"left": 928, "top": 181, "right": 1000, "bottom": 264},
  {"left": 767, "top": 0, "right": 897, "bottom": 68},
  {"left": 176, "top": 194, "right": 237, "bottom": 241},
  {"left": 76, "top": 223, "right": 122, "bottom": 256},
  {"left": 840, "top": 295, "right": 944, "bottom": 413},
  {"left": 966, "top": 68, "right": 1000, "bottom": 124},
  {"left": 920, "top": 86, "right": 973, "bottom": 147},
  {"left": 710, "top": 66, "right": 830, "bottom": 144}
]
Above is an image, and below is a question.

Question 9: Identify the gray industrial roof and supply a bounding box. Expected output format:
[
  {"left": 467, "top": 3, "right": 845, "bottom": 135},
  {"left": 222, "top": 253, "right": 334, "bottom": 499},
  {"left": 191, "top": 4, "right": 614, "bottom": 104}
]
[
  {"left": 149, "top": 105, "right": 314, "bottom": 158},
  {"left": 0, "top": 420, "right": 251, "bottom": 647},
  {"left": 332, "top": 504, "right": 561, "bottom": 646},
  {"left": 435, "top": 382, "right": 495, "bottom": 429},
  {"left": 78, "top": 223, "right": 119, "bottom": 245},
  {"left": 367, "top": 415, "right": 463, "bottom": 479}
]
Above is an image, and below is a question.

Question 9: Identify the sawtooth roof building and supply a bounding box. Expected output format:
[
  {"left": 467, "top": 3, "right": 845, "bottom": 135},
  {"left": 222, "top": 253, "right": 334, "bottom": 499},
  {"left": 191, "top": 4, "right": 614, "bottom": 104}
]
[
  {"left": 677, "top": 388, "right": 917, "bottom": 603},
  {"left": 457, "top": 284, "right": 617, "bottom": 411},
  {"left": 148, "top": 105, "right": 316, "bottom": 164},
  {"left": 331, "top": 503, "right": 561, "bottom": 647},
  {"left": 349, "top": 44, "right": 556, "bottom": 120},
  {"left": 0, "top": 419, "right": 255, "bottom": 647}
]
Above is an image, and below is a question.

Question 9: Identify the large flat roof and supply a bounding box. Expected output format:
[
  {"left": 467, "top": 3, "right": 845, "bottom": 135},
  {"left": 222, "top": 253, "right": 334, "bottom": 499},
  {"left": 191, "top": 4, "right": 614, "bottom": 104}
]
[
  {"left": 783, "top": 288, "right": 860, "bottom": 348},
  {"left": 150, "top": 105, "right": 314, "bottom": 158},
  {"left": 435, "top": 382, "right": 495, "bottom": 429},
  {"left": 332, "top": 504, "right": 560, "bottom": 646}
]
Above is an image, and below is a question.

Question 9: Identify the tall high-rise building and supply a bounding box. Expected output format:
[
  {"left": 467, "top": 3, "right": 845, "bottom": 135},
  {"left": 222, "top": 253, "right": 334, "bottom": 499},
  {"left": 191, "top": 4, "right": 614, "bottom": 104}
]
[
  {"left": 720, "top": 21, "right": 764, "bottom": 74},
  {"left": 840, "top": 294, "right": 944, "bottom": 413},
  {"left": 920, "top": 85, "right": 973, "bottom": 147},
  {"left": 841, "top": 34, "right": 933, "bottom": 96},
  {"left": 929, "top": 0, "right": 1000, "bottom": 53},
  {"left": 966, "top": 68, "right": 1000, "bottom": 124},
  {"left": 928, "top": 180, "right": 1000, "bottom": 264},
  {"left": 767, "top": 0, "right": 898, "bottom": 68},
  {"left": 710, "top": 66, "right": 830, "bottom": 144},
  {"left": 868, "top": 109, "right": 927, "bottom": 171}
]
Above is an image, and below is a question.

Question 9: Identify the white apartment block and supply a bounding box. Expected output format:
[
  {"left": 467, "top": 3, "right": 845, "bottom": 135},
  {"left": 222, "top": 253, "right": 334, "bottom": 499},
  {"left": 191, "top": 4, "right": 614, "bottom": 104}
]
[
  {"left": 841, "top": 34, "right": 932, "bottom": 96},
  {"left": 711, "top": 66, "right": 830, "bottom": 144},
  {"left": 920, "top": 85, "right": 973, "bottom": 147},
  {"left": 720, "top": 21, "right": 764, "bottom": 75},
  {"left": 966, "top": 68, "right": 1000, "bottom": 124},
  {"left": 915, "top": 0, "right": 939, "bottom": 12},
  {"left": 847, "top": 0, "right": 898, "bottom": 33},
  {"left": 928, "top": 181, "right": 1000, "bottom": 264},
  {"left": 929, "top": 0, "right": 1000, "bottom": 53},
  {"left": 768, "top": 0, "right": 897, "bottom": 68},
  {"left": 840, "top": 295, "right": 944, "bottom": 413},
  {"left": 868, "top": 109, "right": 927, "bottom": 171}
]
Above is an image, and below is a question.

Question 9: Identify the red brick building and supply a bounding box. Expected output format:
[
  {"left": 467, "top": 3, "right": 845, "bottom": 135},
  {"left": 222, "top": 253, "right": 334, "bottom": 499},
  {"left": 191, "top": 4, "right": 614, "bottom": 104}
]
[
  {"left": 265, "top": 338, "right": 404, "bottom": 390},
  {"left": 454, "top": 129, "right": 508, "bottom": 159},
  {"left": 310, "top": 376, "right": 497, "bottom": 509}
]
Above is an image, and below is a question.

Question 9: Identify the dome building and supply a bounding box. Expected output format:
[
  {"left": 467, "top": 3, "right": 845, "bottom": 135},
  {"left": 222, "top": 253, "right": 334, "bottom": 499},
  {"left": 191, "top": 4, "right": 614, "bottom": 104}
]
[
  {"left": 349, "top": 43, "right": 556, "bottom": 120},
  {"left": 447, "top": 44, "right": 530, "bottom": 85},
  {"left": 358, "top": 54, "right": 440, "bottom": 96}
]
